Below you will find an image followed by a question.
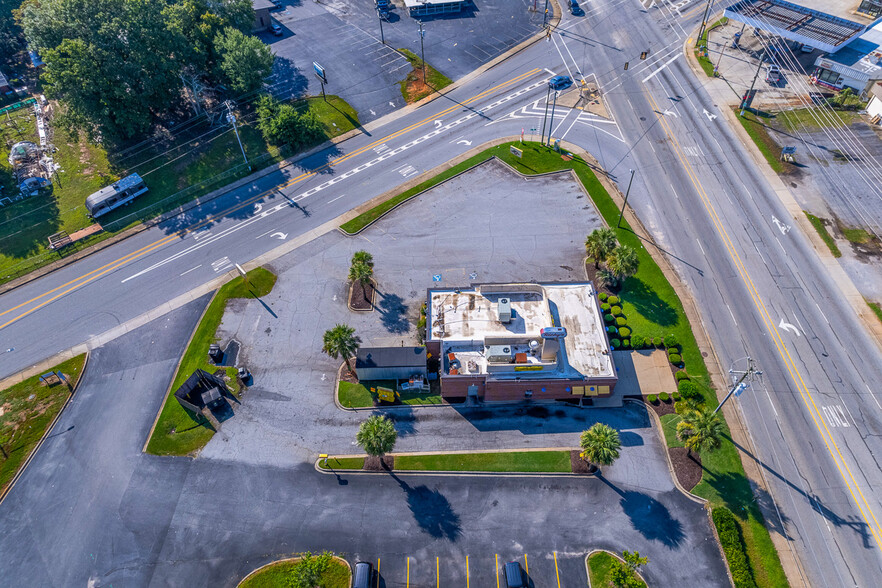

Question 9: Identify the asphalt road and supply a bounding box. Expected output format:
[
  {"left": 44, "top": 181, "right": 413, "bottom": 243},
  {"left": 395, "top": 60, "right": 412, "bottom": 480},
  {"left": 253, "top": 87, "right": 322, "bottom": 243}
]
[{"left": 3, "top": 0, "right": 882, "bottom": 584}]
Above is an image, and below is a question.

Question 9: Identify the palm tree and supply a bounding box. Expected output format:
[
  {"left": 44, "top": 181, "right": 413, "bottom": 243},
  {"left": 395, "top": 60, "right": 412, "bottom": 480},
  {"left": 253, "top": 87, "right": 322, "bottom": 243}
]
[
  {"left": 676, "top": 407, "right": 724, "bottom": 458},
  {"left": 322, "top": 324, "right": 361, "bottom": 374},
  {"left": 348, "top": 260, "right": 373, "bottom": 301},
  {"left": 607, "top": 244, "right": 639, "bottom": 285},
  {"left": 351, "top": 250, "right": 374, "bottom": 268},
  {"left": 356, "top": 415, "right": 397, "bottom": 457},
  {"left": 585, "top": 228, "right": 617, "bottom": 269},
  {"left": 580, "top": 423, "right": 621, "bottom": 472}
]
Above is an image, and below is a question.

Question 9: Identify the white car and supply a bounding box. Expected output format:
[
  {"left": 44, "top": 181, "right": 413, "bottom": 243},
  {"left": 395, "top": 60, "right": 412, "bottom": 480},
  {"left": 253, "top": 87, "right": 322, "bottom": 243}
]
[{"left": 801, "top": 44, "right": 815, "bottom": 53}]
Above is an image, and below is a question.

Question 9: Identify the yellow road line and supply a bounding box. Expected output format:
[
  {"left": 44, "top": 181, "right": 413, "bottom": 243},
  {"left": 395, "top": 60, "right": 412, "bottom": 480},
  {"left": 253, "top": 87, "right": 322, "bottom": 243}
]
[
  {"left": 553, "top": 551, "right": 561, "bottom": 588},
  {"left": 643, "top": 90, "right": 882, "bottom": 549},
  {"left": 524, "top": 553, "right": 529, "bottom": 575},
  {"left": 0, "top": 68, "right": 543, "bottom": 332},
  {"left": 437, "top": 556, "right": 440, "bottom": 588},
  {"left": 466, "top": 555, "right": 470, "bottom": 588},
  {"left": 495, "top": 554, "right": 500, "bottom": 588},
  {"left": 407, "top": 556, "right": 410, "bottom": 587}
]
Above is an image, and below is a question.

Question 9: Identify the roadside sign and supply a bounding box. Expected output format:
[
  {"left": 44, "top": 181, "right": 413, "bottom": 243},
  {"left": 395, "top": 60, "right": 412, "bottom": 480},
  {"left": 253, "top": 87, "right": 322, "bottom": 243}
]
[
  {"left": 782, "top": 146, "right": 796, "bottom": 155},
  {"left": 733, "top": 382, "right": 748, "bottom": 397},
  {"left": 313, "top": 61, "right": 327, "bottom": 84},
  {"left": 510, "top": 145, "right": 523, "bottom": 158}
]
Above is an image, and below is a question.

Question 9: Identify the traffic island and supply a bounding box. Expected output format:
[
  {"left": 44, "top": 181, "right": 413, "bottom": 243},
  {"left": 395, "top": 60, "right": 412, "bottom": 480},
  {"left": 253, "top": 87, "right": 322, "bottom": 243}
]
[
  {"left": 144, "top": 267, "right": 277, "bottom": 456},
  {"left": 318, "top": 449, "right": 584, "bottom": 474},
  {"left": 397, "top": 49, "right": 453, "bottom": 104},
  {"left": 586, "top": 550, "right": 648, "bottom": 588},
  {"left": 238, "top": 553, "right": 350, "bottom": 588}
]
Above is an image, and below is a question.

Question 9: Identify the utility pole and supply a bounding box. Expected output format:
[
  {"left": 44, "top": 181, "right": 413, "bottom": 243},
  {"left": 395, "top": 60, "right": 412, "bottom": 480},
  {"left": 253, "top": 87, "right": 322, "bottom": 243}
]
[
  {"left": 616, "top": 169, "right": 635, "bottom": 228},
  {"left": 714, "top": 357, "right": 761, "bottom": 414},
  {"left": 225, "top": 101, "right": 248, "bottom": 167},
  {"left": 543, "top": 0, "right": 550, "bottom": 27},
  {"left": 740, "top": 48, "right": 765, "bottom": 116},
  {"left": 546, "top": 90, "right": 558, "bottom": 147},
  {"left": 696, "top": 0, "right": 714, "bottom": 46},
  {"left": 540, "top": 84, "right": 551, "bottom": 144},
  {"left": 378, "top": 8, "right": 385, "bottom": 44},
  {"left": 418, "top": 21, "right": 426, "bottom": 84}
]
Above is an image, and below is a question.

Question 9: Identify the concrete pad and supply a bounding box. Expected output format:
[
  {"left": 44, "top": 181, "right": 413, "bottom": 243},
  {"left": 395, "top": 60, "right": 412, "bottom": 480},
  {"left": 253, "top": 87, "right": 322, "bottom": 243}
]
[{"left": 612, "top": 349, "right": 678, "bottom": 396}]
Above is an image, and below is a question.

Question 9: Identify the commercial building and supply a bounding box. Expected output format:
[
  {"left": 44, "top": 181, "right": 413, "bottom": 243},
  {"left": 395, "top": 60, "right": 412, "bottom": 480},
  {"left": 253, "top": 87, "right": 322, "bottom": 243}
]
[
  {"left": 404, "top": 0, "right": 465, "bottom": 18},
  {"left": 252, "top": 0, "right": 273, "bottom": 32},
  {"left": 811, "top": 19, "right": 882, "bottom": 94},
  {"left": 425, "top": 283, "right": 617, "bottom": 403}
]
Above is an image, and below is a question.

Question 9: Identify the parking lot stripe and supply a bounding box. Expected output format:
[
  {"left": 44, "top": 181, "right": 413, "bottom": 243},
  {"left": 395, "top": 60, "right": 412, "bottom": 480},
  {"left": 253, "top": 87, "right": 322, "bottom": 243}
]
[
  {"left": 436, "top": 556, "right": 440, "bottom": 588},
  {"left": 376, "top": 558, "right": 380, "bottom": 588},
  {"left": 407, "top": 556, "right": 410, "bottom": 587},
  {"left": 554, "top": 552, "right": 561, "bottom": 588},
  {"left": 524, "top": 553, "right": 529, "bottom": 574},
  {"left": 466, "top": 555, "right": 470, "bottom": 588},
  {"left": 495, "top": 554, "right": 500, "bottom": 588}
]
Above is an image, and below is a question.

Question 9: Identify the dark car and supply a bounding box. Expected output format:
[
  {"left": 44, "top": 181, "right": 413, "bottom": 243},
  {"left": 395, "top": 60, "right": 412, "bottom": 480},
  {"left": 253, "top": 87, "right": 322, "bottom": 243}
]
[
  {"left": 271, "top": 23, "right": 283, "bottom": 36},
  {"left": 548, "top": 75, "right": 572, "bottom": 91},
  {"left": 570, "top": 0, "right": 583, "bottom": 15},
  {"left": 504, "top": 561, "right": 526, "bottom": 588},
  {"left": 354, "top": 561, "right": 373, "bottom": 588}
]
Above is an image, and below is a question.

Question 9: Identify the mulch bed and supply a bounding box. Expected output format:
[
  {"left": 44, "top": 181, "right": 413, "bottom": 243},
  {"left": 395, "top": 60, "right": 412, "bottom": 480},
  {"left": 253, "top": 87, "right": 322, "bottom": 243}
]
[
  {"left": 339, "top": 368, "right": 358, "bottom": 384},
  {"left": 349, "top": 280, "right": 374, "bottom": 311},
  {"left": 583, "top": 261, "right": 618, "bottom": 298},
  {"left": 363, "top": 456, "right": 395, "bottom": 471},
  {"left": 668, "top": 447, "right": 702, "bottom": 491},
  {"left": 645, "top": 397, "right": 675, "bottom": 416},
  {"left": 570, "top": 450, "right": 596, "bottom": 474}
]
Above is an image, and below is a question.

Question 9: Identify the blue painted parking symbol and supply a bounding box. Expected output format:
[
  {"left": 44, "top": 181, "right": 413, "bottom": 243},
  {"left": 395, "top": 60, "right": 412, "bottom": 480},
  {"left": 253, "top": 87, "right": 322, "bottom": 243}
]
[{"left": 433, "top": 274, "right": 442, "bottom": 282}]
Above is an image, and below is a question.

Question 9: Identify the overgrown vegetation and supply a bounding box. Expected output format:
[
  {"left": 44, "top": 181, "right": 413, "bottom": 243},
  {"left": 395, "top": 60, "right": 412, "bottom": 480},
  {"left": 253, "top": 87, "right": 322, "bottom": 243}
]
[
  {"left": 694, "top": 17, "right": 728, "bottom": 77},
  {"left": 341, "top": 142, "right": 788, "bottom": 587},
  {"left": 713, "top": 507, "right": 758, "bottom": 588},
  {"left": 241, "top": 553, "right": 350, "bottom": 588},
  {"left": 146, "top": 267, "right": 276, "bottom": 456},
  {"left": 733, "top": 109, "right": 788, "bottom": 174},
  {"left": 803, "top": 212, "right": 841, "bottom": 257},
  {"left": 397, "top": 48, "right": 452, "bottom": 103},
  {"left": 774, "top": 107, "right": 862, "bottom": 132},
  {"left": 867, "top": 299, "right": 882, "bottom": 324},
  {"left": 0, "top": 354, "right": 86, "bottom": 494}
]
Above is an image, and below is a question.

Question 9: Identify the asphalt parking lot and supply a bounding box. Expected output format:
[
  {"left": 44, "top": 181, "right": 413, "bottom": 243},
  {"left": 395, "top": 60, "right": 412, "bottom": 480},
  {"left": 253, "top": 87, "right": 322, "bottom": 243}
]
[{"left": 262, "top": 0, "right": 546, "bottom": 122}]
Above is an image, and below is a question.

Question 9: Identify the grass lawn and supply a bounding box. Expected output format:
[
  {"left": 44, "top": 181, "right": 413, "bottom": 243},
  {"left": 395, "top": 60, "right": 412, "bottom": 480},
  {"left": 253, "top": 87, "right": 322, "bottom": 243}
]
[
  {"left": 338, "top": 380, "right": 442, "bottom": 407},
  {"left": 867, "top": 299, "right": 882, "bottom": 324},
  {"left": 659, "top": 413, "right": 684, "bottom": 448},
  {"left": 694, "top": 17, "right": 728, "bottom": 77},
  {"left": 0, "top": 95, "right": 358, "bottom": 286},
  {"left": 320, "top": 456, "right": 366, "bottom": 470},
  {"left": 0, "top": 354, "right": 87, "bottom": 494},
  {"left": 804, "top": 212, "right": 841, "bottom": 257},
  {"left": 839, "top": 224, "right": 873, "bottom": 244},
  {"left": 343, "top": 141, "right": 788, "bottom": 587},
  {"left": 733, "top": 109, "right": 787, "bottom": 174},
  {"left": 394, "top": 450, "right": 572, "bottom": 472},
  {"left": 241, "top": 556, "right": 350, "bottom": 588},
  {"left": 397, "top": 48, "right": 453, "bottom": 103},
  {"left": 587, "top": 551, "right": 646, "bottom": 588},
  {"left": 145, "top": 268, "right": 276, "bottom": 456},
  {"left": 774, "top": 108, "right": 862, "bottom": 132}
]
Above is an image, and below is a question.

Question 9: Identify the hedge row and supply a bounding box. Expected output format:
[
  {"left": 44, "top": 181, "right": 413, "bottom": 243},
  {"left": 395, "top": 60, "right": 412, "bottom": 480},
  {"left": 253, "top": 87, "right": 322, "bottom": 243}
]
[{"left": 712, "top": 507, "right": 758, "bottom": 588}]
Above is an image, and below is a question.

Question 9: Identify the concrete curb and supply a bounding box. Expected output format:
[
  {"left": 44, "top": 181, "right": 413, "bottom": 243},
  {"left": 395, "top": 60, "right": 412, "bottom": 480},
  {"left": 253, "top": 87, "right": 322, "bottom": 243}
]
[
  {"left": 584, "top": 549, "right": 649, "bottom": 588},
  {"left": 346, "top": 279, "right": 376, "bottom": 312},
  {"left": 140, "top": 288, "right": 220, "bottom": 456},
  {"left": 236, "top": 555, "right": 351, "bottom": 587},
  {"left": 0, "top": 351, "right": 89, "bottom": 506}
]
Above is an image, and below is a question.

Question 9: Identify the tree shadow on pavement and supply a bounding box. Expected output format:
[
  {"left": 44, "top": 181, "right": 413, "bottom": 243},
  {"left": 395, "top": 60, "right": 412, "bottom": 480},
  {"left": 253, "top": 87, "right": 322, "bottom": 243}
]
[
  {"left": 374, "top": 290, "right": 411, "bottom": 334},
  {"left": 598, "top": 473, "right": 685, "bottom": 547},
  {"left": 389, "top": 471, "right": 462, "bottom": 541}
]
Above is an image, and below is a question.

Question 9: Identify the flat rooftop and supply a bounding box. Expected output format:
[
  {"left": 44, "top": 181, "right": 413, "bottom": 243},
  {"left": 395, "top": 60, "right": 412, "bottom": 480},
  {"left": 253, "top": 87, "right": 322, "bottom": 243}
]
[
  {"left": 820, "top": 20, "right": 882, "bottom": 79},
  {"left": 428, "top": 287, "right": 551, "bottom": 341},
  {"left": 724, "top": 0, "right": 866, "bottom": 52}
]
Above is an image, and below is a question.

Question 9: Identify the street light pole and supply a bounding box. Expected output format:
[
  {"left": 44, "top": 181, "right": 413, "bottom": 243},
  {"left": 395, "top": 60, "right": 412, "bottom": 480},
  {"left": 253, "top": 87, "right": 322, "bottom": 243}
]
[
  {"left": 546, "top": 89, "right": 558, "bottom": 147},
  {"left": 616, "top": 169, "right": 635, "bottom": 228},
  {"left": 418, "top": 21, "right": 426, "bottom": 83},
  {"left": 540, "top": 84, "right": 551, "bottom": 145}
]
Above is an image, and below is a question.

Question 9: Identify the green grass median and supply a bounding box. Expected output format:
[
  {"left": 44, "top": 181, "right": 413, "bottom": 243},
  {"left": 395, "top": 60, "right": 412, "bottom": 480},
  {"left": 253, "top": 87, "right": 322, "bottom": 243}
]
[
  {"left": 319, "top": 450, "right": 573, "bottom": 473},
  {"left": 240, "top": 556, "right": 350, "bottom": 588},
  {"left": 587, "top": 551, "right": 646, "bottom": 588},
  {"left": 804, "top": 212, "right": 841, "bottom": 257},
  {"left": 0, "top": 354, "right": 87, "bottom": 495},
  {"left": 146, "top": 268, "right": 276, "bottom": 456},
  {"left": 340, "top": 141, "right": 787, "bottom": 587}
]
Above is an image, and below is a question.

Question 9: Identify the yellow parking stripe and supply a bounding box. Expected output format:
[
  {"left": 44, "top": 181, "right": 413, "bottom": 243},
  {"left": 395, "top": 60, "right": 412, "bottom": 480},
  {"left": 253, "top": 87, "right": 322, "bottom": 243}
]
[
  {"left": 407, "top": 556, "right": 410, "bottom": 587},
  {"left": 524, "top": 553, "right": 529, "bottom": 575},
  {"left": 376, "top": 558, "right": 380, "bottom": 588},
  {"left": 466, "top": 555, "right": 470, "bottom": 588},
  {"left": 495, "top": 554, "right": 500, "bottom": 588},
  {"left": 553, "top": 551, "right": 561, "bottom": 588},
  {"left": 437, "top": 556, "right": 440, "bottom": 588}
]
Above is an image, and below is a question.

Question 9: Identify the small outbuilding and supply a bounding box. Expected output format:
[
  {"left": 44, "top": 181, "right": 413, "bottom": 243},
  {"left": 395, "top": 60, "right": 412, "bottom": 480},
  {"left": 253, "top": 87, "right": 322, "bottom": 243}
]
[
  {"left": 355, "top": 347, "right": 427, "bottom": 381},
  {"left": 252, "top": 0, "right": 274, "bottom": 32},
  {"left": 174, "top": 369, "right": 229, "bottom": 414}
]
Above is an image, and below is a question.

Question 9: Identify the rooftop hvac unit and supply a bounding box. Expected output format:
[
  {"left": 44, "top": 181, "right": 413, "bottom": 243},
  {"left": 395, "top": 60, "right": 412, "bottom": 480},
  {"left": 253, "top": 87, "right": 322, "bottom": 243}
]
[{"left": 497, "top": 297, "right": 511, "bottom": 323}]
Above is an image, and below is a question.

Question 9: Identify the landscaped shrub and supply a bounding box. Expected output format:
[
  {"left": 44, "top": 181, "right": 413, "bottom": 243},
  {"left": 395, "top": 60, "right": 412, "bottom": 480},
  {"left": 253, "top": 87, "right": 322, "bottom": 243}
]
[
  {"left": 675, "top": 370, "right": 690, "bottom": 381},
  {"left": 678, "top": 379, "right": 701, "bottom": 400},
  {"left": 631, "top": 335, "right": 645, "bottom": 349},
  {"left": 601, "top": 303, "right": 611, "bottom": 312},
  {"left": 659, "top": 392, "right": 670, "bottom": 402},
  {"left": 610, "top": 305, "right": 623, "bottom": 316},
  {"left": 621, "top": 339, "right": 631, "bottom": 348},
  {"left": 618, "top": 327, "right": 631, "bottom": 338},
  {"left": 615, "top": 317, "right": 627, "bottom": 327},
  {"left": 712, "top": 507, "right": 757, "bottom": 588},
  {"left": 674, "top": 400, "right": 687, "bottom": 414},
  {"left": 672, "top": 391, "right": 681, "bottom": 401},
  {"left": 610, "top": 338, "right": 621, "bottom": 349},
  {"left": 604, "top": 314, "right": 614, "bottom": 323},
  {"left": 607, "top": 325, "right": 618, "bottom": 334},
  {"left": 663, "top": 334, "right": 679, "bottom": 349},
  {"left": 598, "top": 292, "right": 608, "bottom": 302},
  {"left": 608, "top": 295, "right": 620, "bottom": 305},
  {"left": 647, "top": 394, "right": 658, "bottom": 404},
  {"left": 669, "top": 353, "right": 682, "bottom": 365}
]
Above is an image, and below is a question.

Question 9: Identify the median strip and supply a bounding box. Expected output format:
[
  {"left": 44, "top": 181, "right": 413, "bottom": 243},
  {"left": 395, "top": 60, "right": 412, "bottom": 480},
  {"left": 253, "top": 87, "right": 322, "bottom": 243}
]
[{"left": 318, "top": 450, "right": 576, "bottom": 473}]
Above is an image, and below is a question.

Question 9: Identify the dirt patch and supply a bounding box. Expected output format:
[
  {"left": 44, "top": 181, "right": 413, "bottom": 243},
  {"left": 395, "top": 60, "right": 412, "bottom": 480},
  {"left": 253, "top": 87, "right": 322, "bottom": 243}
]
[
  {"left": 570, "top": 450, "right": 595, "bottom": 474},
  {"left": 645, "top": 396, "right": 675, "bottom": 416},
  {"left": 669, "top": 447, "right": 702, "bottom": 491},
  {"left": 404, "top": 69, "right": 431, "bottom": 104},
  {"left": 349, "top": 280, "right": 375, "bottom": 311},
  {"left": 364, "top": 455, "right": 394, "bottom": 471}
]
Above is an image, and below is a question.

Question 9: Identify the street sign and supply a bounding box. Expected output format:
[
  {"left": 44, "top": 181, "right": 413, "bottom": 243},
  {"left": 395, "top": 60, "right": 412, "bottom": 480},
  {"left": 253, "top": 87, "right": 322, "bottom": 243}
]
[
  {"left": 510, "top": 146, "right": 523, "bottom": 158},
  {"left": 313, "top": 61, "right": 327, "bottom": 84},
  {"left": 781, "top": 146, "right": 797, "bottom": 155},
  {"left": 733, "top": 382, "right": 748, "bottom": 397}
]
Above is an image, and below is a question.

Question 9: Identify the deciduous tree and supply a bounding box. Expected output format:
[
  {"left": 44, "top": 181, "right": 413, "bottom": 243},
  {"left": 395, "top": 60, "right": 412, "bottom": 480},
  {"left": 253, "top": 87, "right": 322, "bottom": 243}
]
[{"left": 214, "top": 26, "right": 273, "bottom": 94}]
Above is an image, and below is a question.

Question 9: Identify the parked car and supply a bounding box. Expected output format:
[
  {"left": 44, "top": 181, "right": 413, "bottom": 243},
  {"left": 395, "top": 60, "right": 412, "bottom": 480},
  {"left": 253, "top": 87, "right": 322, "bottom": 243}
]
[
  {"left": 570, "top": 0, "right": 583, "bottom": 15},
  {"left": 504, "top": 561, "right": 526, "bottom": 588},
  {"left": 271, "top": 23, "right": 283, "bottom": 36},
  {"left": 548, "top": 74, "right": 572, "bottom": 91},
  {"left": 765, "top": 64, "right": 781, "bottom": 84},
  {"left": 800, "top": 43, "right": 815, "bottom": 53}
]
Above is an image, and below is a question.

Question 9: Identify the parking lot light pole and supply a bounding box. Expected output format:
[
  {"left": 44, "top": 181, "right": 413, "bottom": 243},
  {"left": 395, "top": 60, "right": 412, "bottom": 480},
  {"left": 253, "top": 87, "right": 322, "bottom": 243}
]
[
  {"left": 540, "top": 84, "right": 551, "bottom": 144},
  {"left": 378, "top": 9, "right": 385, "bottom": 44}
]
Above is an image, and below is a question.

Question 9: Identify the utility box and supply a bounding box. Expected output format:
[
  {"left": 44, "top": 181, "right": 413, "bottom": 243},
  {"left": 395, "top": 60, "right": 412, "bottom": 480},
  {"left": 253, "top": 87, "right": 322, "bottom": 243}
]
[{"left": 497, "top": 297, "right": 512, "bottom": 323}]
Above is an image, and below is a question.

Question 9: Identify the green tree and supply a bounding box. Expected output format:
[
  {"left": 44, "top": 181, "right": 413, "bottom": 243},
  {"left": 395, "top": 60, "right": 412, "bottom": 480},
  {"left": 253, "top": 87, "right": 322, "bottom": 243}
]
[
  {"left": 579, "top": 423, "right": 621, "bottom": 471},
  {"left": 256, "top": 94, "right": 323, "bottom": 149},
  {"left": 288, "top": 551, "right": 332, "bottom": 588},
  {"left": 322, "top": 324, "right": 360, "bottom": 374},
  {"left": 351, "top": 250, "right": 374, "bottom": 268},
  {"left": 606, "top": 245, "right": 640, "bottom": 285},
  {"left": 585, "top": 227, "right": 617, "bottom": 269},
  {"left": 356, "top": 415, "right": 397, "bottom": 457},
  {"left": 609, "top": 550, "right": 648, "bottom": 588},
  {"left": 214, "top": 26, "right": 273, "bottom": 94},
  {"left": 676, "top": 406, "right": 724, "bottom": 458},
  {"left": 163, "top": 0, "right": 253, "bottom": 76}
]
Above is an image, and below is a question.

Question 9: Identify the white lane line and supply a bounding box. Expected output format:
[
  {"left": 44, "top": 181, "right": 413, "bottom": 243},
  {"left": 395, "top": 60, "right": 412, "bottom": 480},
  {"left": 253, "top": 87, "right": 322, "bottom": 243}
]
[
  {"left": 815, "top": 302, "right": 831, "bottom": 326},
  {"left": 868, "top": 384, "right": 882, "bottom": 410},
  {"left": 843, "top": 402, "right": 858, "bottom": 428},
  {"left": 642, "top": 53, "right": 681, "bottom": 83},
  {"left": 327, "top": 194, "right": 346, "bottom": 204},
  {"left": 179, "top": 265, "right": 202, "bottom": 276},
  {"left": 696, "top": 237, "right": 705, "bottom": 256},
  {"left": 550, "top": 109, "right": 575, "bottom": 139},
  {"left": 255, "top": 228, "right": 276, "bottom": 239},
  {"left": 558, "top": 31, "right": 584, "bottom": 85},
  {"left": 726, "top": 304, "right": 738, "bottom": 326}
]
